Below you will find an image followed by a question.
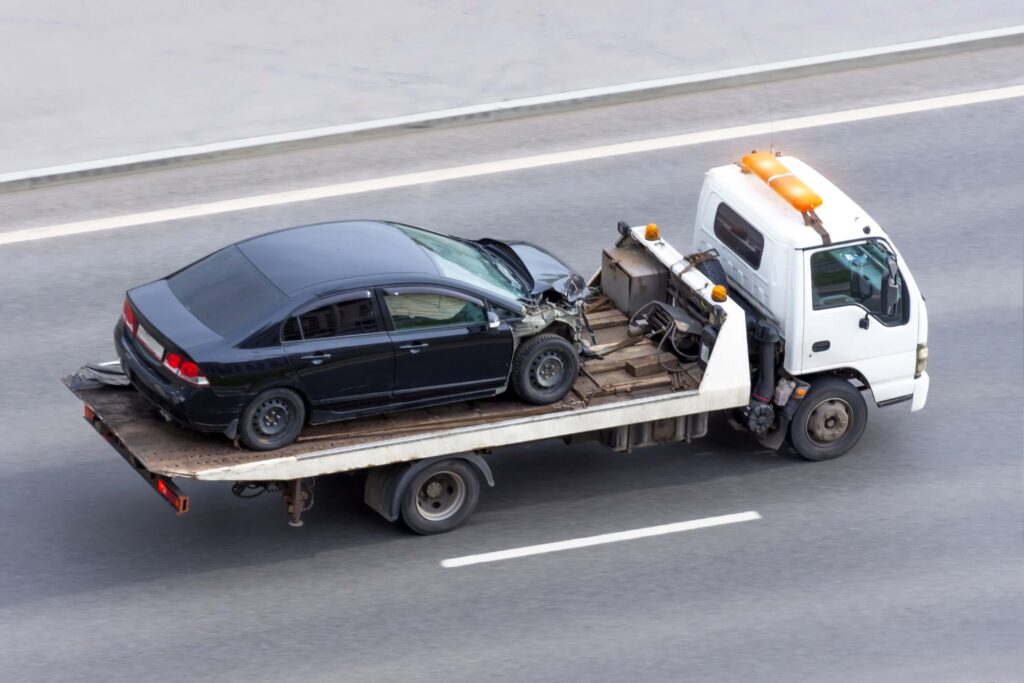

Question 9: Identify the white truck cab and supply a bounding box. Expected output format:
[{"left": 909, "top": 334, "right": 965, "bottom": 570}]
[{"left": 692, "top": 152, "right": 929, "bottom": 455}]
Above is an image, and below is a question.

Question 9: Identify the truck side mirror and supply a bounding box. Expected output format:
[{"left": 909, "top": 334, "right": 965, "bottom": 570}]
[{"left": 881, "top": 255, "right": 899, "bottom": 316}]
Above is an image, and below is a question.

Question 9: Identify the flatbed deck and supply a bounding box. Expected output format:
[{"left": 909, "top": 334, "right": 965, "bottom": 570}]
[{"left": 66, "top": 308, "right": 724, "bottom": 482}]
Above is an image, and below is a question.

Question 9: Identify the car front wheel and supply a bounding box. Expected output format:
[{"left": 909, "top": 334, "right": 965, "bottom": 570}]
[
  {"left": 511, "top": 333, "right": 579, "bottom": 405},
  {"left": 239, "top": 387, "right": 306, "bottom": 451}
]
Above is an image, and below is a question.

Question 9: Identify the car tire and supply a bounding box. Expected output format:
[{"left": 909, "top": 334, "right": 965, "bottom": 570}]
[
  {"left": 400, "top": 459, "right": 481, "bottom": 535},
  {"left": 239, "top": 388, "right": 306, "bottom": 451},
  {"left": 789, "top": 377, "right": 867, "bottom": 461},
  {"left": 511, "top": 333, "right": 579, "bottom": 405}
]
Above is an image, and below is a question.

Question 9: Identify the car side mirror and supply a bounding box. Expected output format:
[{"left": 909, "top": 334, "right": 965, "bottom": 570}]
[{"left": 487, "top": 310, "right": 502, "bottom": 331}]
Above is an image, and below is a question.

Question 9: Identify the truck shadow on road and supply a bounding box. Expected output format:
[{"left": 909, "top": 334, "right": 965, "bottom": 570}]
[{"left": 1, "top": 418, "right": 805, "bottom": 609}]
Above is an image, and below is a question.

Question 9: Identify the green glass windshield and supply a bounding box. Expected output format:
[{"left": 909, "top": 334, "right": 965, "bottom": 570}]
[{"left": 393, "top": 224, "right": 527, "bottom": 300}]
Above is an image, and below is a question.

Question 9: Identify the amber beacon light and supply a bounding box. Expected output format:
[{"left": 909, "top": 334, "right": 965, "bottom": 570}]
[{"left": 741, "top": 152, "right": 823, "bottom": 214}]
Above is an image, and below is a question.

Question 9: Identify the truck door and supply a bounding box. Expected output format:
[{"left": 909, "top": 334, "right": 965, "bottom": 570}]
[{"left": 800, "top": 240, "right": 918, "bottom": 403}]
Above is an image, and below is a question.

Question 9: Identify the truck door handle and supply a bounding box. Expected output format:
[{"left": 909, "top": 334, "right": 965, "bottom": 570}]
[
  {"left": 399, "top": 342, "right": 429, "bottom": 354},
  {"left": 301, "top": 353, "right": 331, "bottom": 365},
  {"left": 811, "top": 341, "right": 830, "bottom": 352}
]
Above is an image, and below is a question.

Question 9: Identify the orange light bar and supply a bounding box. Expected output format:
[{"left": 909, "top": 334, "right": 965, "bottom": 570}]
[{"left": 741, "top": 151, "right": 822, "bottom": 214}]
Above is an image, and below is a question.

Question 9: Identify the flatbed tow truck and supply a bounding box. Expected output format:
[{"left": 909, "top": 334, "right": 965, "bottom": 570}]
[{"left": 66, "top": 153, "right": 929, "bottom": 532}]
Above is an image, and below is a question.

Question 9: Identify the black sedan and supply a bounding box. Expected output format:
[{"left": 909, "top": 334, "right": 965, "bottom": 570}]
[{"left": 116, "top": 220, "right": 588, "bottom": 450}]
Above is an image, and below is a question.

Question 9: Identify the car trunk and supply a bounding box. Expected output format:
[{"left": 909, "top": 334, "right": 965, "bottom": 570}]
[{"left": 127, "top": 280, "right": 220, "bottom": 364}]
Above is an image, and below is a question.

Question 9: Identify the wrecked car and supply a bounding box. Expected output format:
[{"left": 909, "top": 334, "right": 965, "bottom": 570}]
[{"left": 115, "top": 220, "right": 591, "bottom": 450}]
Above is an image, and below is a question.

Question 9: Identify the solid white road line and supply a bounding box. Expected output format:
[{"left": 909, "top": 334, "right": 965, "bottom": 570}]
[
  {"left": 440, "top": 511, "right": 761, "bottom": 568},
  {"left": 2, "top": 84, "right": 1022, "bottom": 248}
]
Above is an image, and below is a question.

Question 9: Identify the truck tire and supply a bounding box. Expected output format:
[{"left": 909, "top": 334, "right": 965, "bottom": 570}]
[
  {"left": 789, "top": 377, "right": 867, "bottom": 461},
  {"left": 400, "top": 459, "right": 480, "bottom": 535},
  {"left": 511, "top": 334, "right": 579, "bottom": 405},
  {"left": 239, "top": 388, "right": 306, "bottom": 451}
]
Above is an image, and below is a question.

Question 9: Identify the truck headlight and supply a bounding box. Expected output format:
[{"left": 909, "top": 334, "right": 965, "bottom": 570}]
[{"left": 915, "top": 343, "right": 928, "bottom": 378}]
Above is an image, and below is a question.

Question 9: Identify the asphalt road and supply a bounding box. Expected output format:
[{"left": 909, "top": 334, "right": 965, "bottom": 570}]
[
  {"left": 2, "top": 1, "right": 1023, "bottom": 171},
  {"left": 1, "top": 49, "right": 1022, "bottom": 681}
]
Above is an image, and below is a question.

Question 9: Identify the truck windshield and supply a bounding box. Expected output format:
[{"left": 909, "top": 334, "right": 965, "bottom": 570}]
[
  {"left": 810, "top": 241, "right": 904, "bottom": 323},
  {"left": 393, "top": 224, "right": 527, "bottom": 301},
  {"left": 168, "top": 246, "right": 287, "bottom": 336}
]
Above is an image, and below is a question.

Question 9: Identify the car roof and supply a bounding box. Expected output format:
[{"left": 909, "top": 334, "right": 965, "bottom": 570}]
[{"left": 237, "top": 220, "right": 439, "bottom": 294}]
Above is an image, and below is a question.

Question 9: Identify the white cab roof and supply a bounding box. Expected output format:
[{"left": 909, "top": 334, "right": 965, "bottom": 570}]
[{"left": 705, "top": 155, "right": 887, "bottom": 249}]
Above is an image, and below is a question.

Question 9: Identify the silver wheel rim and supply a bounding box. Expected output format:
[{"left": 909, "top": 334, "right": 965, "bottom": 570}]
[
  {"left": 533, "top": 351, "right": 565, "bottom": 389},
  {"left": 253, "top": 398, "right": 292, "bottom": 437},
  {"left": 806, "top": 398, "right": 853, "bottom": 446},
  {"left": 416, "top": 471, "right": 466, "bottom": 522}
]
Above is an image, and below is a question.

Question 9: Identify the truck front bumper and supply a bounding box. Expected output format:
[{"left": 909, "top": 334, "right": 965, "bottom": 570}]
[{"left": 911, "top": 372, "right": 929, "bottom": 412}]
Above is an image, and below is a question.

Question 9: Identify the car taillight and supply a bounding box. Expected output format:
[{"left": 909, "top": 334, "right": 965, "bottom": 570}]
[
  {"left": 122, "top": 297, "right": 137, "bottom": 334},
  {"left": 162, "top": 352, "right": 209, "bottom": 386}
]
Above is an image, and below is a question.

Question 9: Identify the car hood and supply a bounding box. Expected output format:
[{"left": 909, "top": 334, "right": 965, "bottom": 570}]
[{"left": 478, "top": 239, "right": 588, "bottom": 302}]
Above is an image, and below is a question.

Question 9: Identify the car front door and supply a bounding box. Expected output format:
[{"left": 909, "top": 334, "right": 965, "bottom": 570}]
[
  {"left": 283, "top": 290, "right": 395, "bottom": 407},
  {"left": 800, "top": 240, "right": 918, "bottom": 403},
  {"left": 381, "top": 286, "right": 514, "bottom": 399}
]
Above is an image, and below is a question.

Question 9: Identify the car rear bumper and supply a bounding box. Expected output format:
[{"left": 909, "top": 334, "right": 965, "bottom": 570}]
[{"left": 114, "top": 320, "right": 244, "bottom": 433}]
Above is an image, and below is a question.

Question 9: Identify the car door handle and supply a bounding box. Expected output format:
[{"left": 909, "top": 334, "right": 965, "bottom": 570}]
[
  {"left": 811, "top": 341, "right": 830, "bottom": 352},
  {"left": 301, "top": 353, "right": 331, "bottom": 365},
  {"left": 399, "top": 342, "right": 429, "bottom": 354}
]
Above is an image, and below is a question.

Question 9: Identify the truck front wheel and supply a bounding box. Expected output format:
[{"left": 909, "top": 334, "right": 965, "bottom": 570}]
[
  {"left": 400, "top": 459, "right": 481, "bottom": 535},
  {"left": 789, "top": 377, "right": 867, "bottom": 461}
]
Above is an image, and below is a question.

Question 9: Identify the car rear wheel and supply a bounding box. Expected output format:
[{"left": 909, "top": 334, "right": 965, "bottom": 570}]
[
  {"left": 511, "top": 333, "right": 579, "bottom": 405},
  {"left": 239, "top": 388, "right": 306, "bottom": 451}
]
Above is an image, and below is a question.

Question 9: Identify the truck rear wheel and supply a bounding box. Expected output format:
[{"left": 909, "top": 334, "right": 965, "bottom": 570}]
[
  {"left": 400, "top": 459, "right": 480, "bottom": 535},
  {"left": 789, "top": 377, "right": 867, "bottom": 461}
]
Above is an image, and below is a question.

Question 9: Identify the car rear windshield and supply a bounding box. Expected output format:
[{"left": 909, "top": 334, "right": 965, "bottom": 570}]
[{"left": 168, "top": 246, "right": 287, "bottom": 336}]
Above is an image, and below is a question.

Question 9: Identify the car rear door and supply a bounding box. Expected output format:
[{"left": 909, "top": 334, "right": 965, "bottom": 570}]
[
  {"left": 380, "top": 286, "right": 513, "bottom": 399},
  {"left": 283, "top": 290, "right": 395, "bottom": 407}
]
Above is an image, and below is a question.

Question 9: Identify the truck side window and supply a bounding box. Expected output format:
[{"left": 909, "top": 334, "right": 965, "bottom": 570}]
[
  {"left": 282, "top": 297, "right": 378, "bottom": 341},
  {"left": 810, "top": 242, "right": 905, "bottom": 324},
  {"left": 714, "top": 203, "right": 764, "bottom": 269}
]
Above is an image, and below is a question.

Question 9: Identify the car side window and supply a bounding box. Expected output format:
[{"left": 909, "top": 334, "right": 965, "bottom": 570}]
[
  {"left": 384, "top": 291, "right": 485, "bottom": 330},
  {"left": 282, "top": 296, "right": 378, "bottom": 342},
  {"left": 810, "top": 242, "right": 905, "bottom": 324}
]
